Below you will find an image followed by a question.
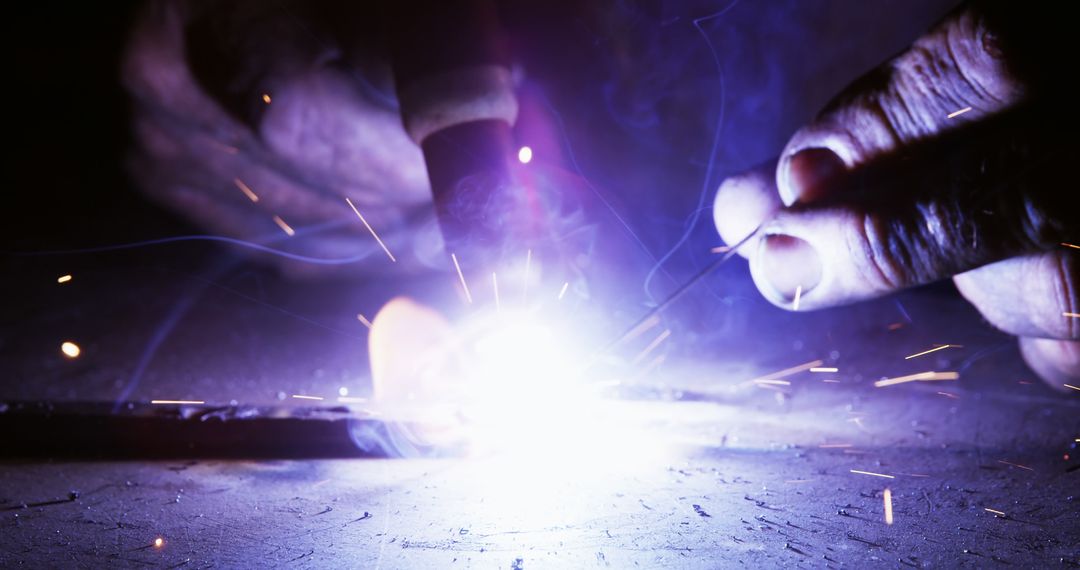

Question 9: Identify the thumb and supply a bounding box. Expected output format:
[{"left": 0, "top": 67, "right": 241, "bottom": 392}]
[
  {"left": 749, "top": 106, "right": 1077, "bottom": 310},
  {"left": 776, "top": 1, "right": 1066, "bottom": 206}
]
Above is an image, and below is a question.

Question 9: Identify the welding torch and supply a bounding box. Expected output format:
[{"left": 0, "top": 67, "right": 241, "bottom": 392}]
[{"left": 389, "top": 0, "right": 537, "bottom": 267}]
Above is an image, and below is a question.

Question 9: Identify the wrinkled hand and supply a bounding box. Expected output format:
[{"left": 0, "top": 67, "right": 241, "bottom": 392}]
[
  {"left": 713, "top": 1, "right": 1078, "bottom": 386},
  {"left": 123, "top": 0, "right": 431, "bottom": 277}
]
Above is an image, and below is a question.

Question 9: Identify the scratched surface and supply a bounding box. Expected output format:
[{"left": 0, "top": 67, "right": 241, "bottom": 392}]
[
  {"left": 6, "top": 0, "right": 1078, "bottom": 566},
  {"left": 2, "top": 384, "right": 1077, "bottom": 568}
]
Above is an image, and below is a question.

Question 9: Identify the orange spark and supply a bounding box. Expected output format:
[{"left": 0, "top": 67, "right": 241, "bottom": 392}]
[
  {"left": 997, "top": 459, "right": 1034, "bottom": 471},
  {"left": 262, "top": 93, "right": 272, "bottom": 104},
  {"left": 984, "top": 508, "right": 1006, "bottom": 517},
  {"left": 746, "top": 360, "right": 823, "bottom": 385},
  {"left": 1060, "top": 242, "right": 1080, "bottom": 250},
  {"left": 154, "top": 537, "right": 165, "bottom": 548},
  {"left": 60, "top": 341, "right": 80, "bottom": 358},
  {"left": 57, "top": 274, "right": 72, "bottom": 284},
  {"left": 272, "top": 215, "right": 295, "bottom": 236},
  {"left": 1064, "top": 312, "right": 1080, "bottom": 318},
  {"left": 850, "top": 469, "right": 895, "bottom": 479},
  {"left": 874, "top": 371, "right": 959, "bottom": 388},
  {"left": 451, "top": 253, "right": 473, "bottom": 304},
  {"left": 233, "top": 178, "right": 259, "bottom": 202},
  {"left": 904, "top": 344, "right": 960, "bottom": 360},
  {"left": 883, "top": 488, "right": 894, "bottom": 525},
  {"left": 947, "top": 106, "right": 972, "bottom": 118},
  {"left": 345, "top": 197, "right": 396, "bottom": 262},
  {"left": 151, "top": 400, "right": 205, "bottom": 405}
]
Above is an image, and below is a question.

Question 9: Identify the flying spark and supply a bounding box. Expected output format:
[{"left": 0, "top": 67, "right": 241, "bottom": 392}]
[
  {"left": 710, "top": 245, "right": 732, "bottom": 253},
  {"left": 822, "top": 379, "right": 842, "bottom": 383},
  {"left": 874, "top": 371, "right": 959, "bottom": 388},
  {"left": 1064, "top": 312, "right": 1080, "bottom": 318},
  {"left": 492, "top": 272, "right": 501, "bottom": 311},
  {"left": 345, "top": 197, "right": 396, "bottom": 262},
  {"left": 557, "top": 281, "right": 569, "bottom": 301},
  {"left": 904, "top": 344, "right": 960, "bottom": 359},
  {"left": 850, "top": 469, "right": 895, "bottom": 479},
  {"left": 262, "top": 94, "right": 272, "bottom": 104},
  {"left": 754, "top": 379, "right": 791, "bottom": 386},
  {"left": 947, "top": 106, "right": 972, "bottom": 118},
  {"left": 810, "top": 367, "right": 838, "bottom": 373},
  {"left": 818, "top": 443, "right": 853, "bottom": 448},
  {"left": 291, "top": 395, "right": 323, "bottom": 401},
  {"left": 452, "top": 253, "right": 473, "bottom": 304},
  {"left": 746, "top": 360, "right": 824, "bottom": 385},
  {"left": 632, "top": 329, "right": 671, "bottom": 366},
  {"left": 887, "top": 322, "right": 905, "bottom": 330},
  {"left": 936, "top": 391, "right": 960, "bottom": 399},
  {"left": 997, "top": 459, "right": 1034, "bottom": 471},
  {"left": 1062, "top": 242, "right": 1080, "bottom": 250},
  {"left": 233, "top": 178, "right": 259, "bottom": 202},
  {"left": 1064, "top": 384, "right": 1080, "bottom": 392},
  {"left": 151, "top": 400, "right": 205, "bottom": 405},
  {"left": 517, "top": 146, "right": 533, "bottom": 164},
  {"left": 883, "top": 488, "right": 894, "bottom": 525},
  {"left": 154, "top": 537, "right": 165, "bottom": 548},
  {"left": 984, "top": 508, "right": 1006, "bottom": 517},
  {"left": 60, "top": 341, "right": 80, "bottom": 358},
  {"left": 792, "top": 285, "right": 802, "bottom": 311},
  {"left": 272, "top": 215, "right": 295, "bottom": 236},
  {"left": 57, "top": 274, "right": 72, "bottom": 284},
  {"left": 357, "top": 313, "right": 373, "bottom": 328}
]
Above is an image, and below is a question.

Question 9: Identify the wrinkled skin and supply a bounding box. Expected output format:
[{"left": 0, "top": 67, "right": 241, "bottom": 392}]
[
  {"left": 123, "top": 0, "right": 433, "bottom": 278},
  {"left": 123, "top": 1, "right": 1077, "bottom": 385},
  {"left": 713, "top": 1, "right": 1077, "bottom": 387}
]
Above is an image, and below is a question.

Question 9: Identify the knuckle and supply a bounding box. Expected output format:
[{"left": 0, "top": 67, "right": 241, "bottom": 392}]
[
  {"left": 849, "top": 210, "right": 909, "bottom": 292},
  {"left": 1037, "top": 253, "right": 1079, "bottom": 340}
]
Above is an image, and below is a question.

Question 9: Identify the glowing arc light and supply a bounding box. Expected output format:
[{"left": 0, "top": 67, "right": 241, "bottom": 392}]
[{"left": 57, "top": 274, "right": 72, "bottom": 284}]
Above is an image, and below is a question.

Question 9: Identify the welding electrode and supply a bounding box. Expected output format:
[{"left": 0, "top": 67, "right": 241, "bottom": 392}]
[{"left": 389, "top": 0, "right": 537, "bottom": 264}]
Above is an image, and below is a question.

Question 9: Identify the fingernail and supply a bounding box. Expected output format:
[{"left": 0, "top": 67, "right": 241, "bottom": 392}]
[
  {"left": 781, "top": 148, "right": 846, "bottom": 206},
  {"left": 758, "top": 234, "right": 823, "bottom": 303}
]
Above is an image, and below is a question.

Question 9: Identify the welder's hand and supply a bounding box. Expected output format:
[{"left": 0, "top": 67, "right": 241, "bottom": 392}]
[
  {"left": 713, "top": 1, "right": 1078, "bottom": 386},
  {"left": 122, "top": 0, "right": 431, "bottom": 277}
]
